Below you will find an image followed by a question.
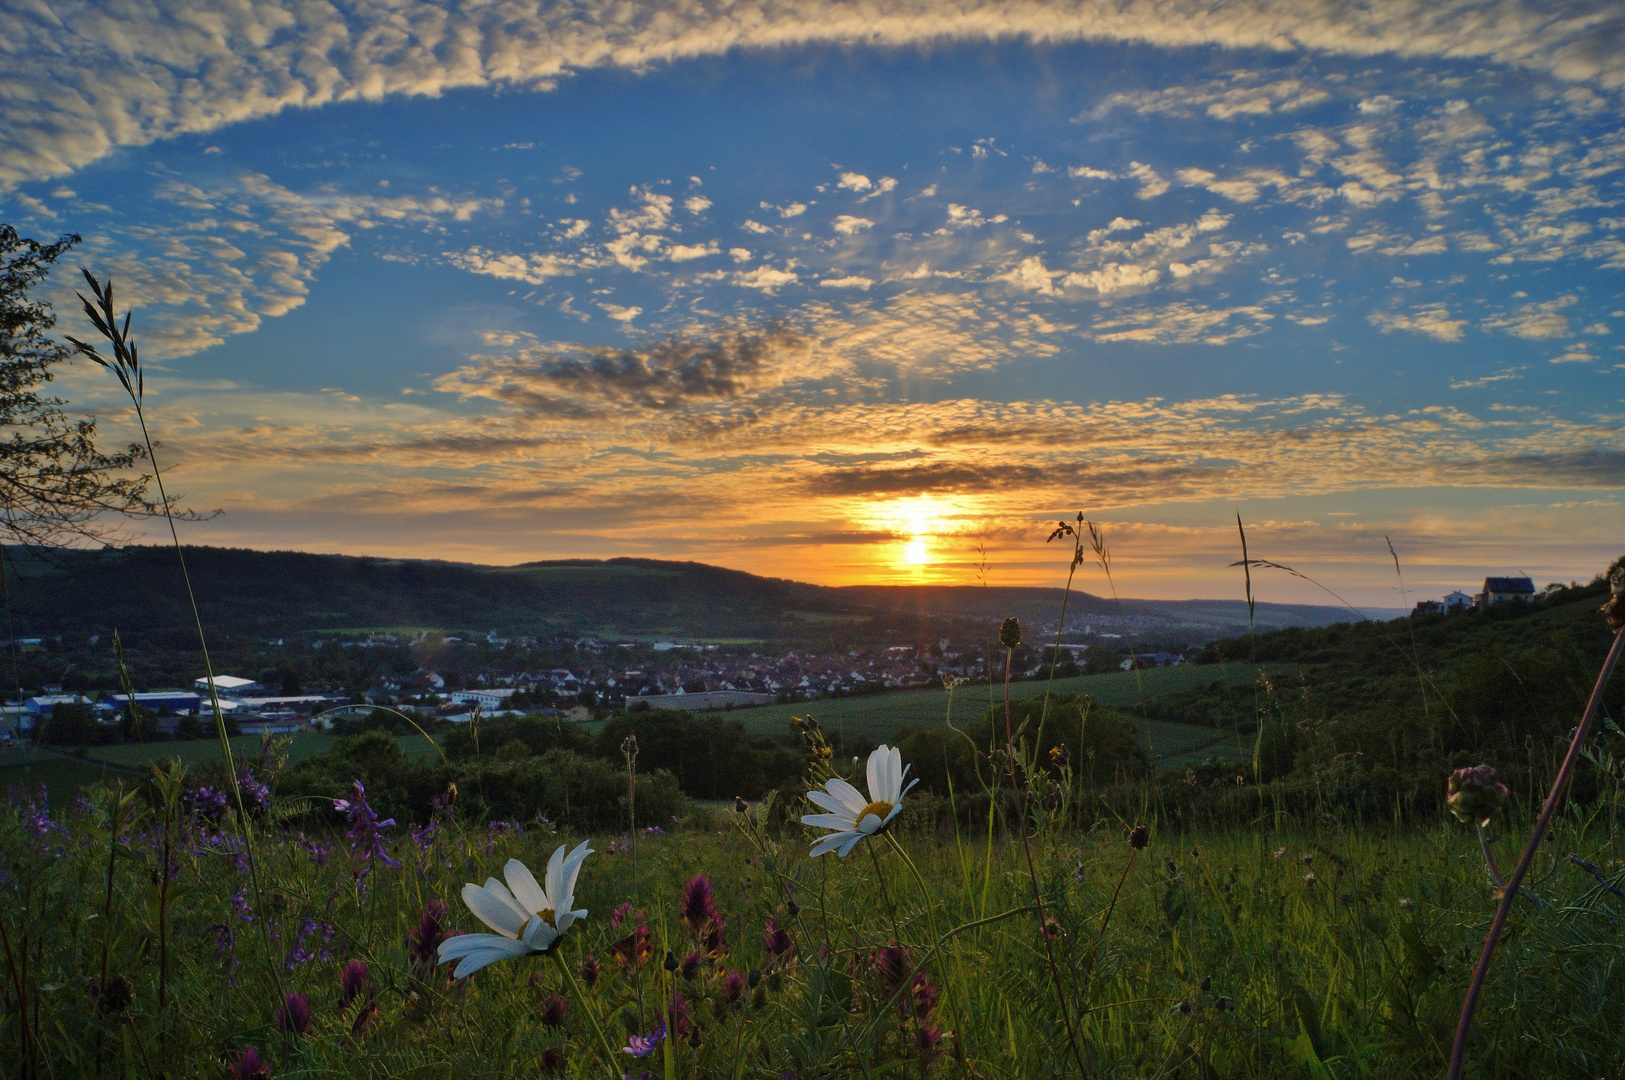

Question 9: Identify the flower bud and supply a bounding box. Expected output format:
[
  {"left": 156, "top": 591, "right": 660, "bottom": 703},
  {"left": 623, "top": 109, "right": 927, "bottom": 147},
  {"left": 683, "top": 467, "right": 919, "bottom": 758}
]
[
  {"left": 1447, "top": 765, "right": 1509, "bottom": 826},
  {"left": 998, "top": 617, "right": 1023, "bottom": 649},
  {"left": 1128, "top": 824, "right": 1149, "bottom": 850}
]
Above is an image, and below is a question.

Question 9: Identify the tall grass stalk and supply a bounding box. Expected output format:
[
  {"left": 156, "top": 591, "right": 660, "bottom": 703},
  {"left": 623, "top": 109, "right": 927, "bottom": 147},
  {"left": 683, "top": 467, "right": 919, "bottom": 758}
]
[
  {"left": 65, "top": 271, "right": 284, "bottom": 997},
  {"left": 1446, "top": 624, "right": 1625, "bottom": 1079}
]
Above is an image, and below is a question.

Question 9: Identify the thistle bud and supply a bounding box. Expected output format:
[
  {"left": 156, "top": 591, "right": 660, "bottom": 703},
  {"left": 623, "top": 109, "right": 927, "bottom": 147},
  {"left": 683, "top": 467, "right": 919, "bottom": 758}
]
[
  {"left": 998, "top": 617, "right": 1022, "bottom": 649},
  {"left": 1128, "top": 824, "right": 1150, "bottom": 850},
  {"left": 663, "top": 950, "right": 680, "bottom": 973},
  {"left": 734, "top": 796, "right": 748, "bottom": 813},
  {"left": 1447, "top": 765, "right": 1509, "bottom": 826}
]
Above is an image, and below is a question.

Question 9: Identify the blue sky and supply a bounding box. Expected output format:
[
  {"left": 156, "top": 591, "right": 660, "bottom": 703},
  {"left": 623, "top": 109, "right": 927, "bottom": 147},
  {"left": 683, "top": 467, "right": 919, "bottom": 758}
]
[{"left": 2, "top": 1, "right": 1623, "bottom": 603}]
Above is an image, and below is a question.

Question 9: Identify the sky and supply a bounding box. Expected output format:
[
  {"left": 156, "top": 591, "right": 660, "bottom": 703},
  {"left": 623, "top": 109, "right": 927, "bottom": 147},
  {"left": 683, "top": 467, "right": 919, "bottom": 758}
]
[{"left": 2, "top": 0, "right": 1623, "bottom": 606}]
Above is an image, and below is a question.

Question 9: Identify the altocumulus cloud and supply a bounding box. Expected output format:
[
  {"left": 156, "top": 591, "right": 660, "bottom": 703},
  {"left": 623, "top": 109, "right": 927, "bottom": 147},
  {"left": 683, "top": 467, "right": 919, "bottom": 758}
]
[
  {"left": 4, "top": 0, "right": 1625, "bottom": 189},
  {"left": 435, "top": 326, "right": 812, "bottom": 415}
]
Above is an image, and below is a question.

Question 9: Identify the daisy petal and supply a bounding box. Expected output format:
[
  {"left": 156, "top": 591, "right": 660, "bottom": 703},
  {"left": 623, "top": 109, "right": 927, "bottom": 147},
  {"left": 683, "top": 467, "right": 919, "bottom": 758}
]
[
  {"left": 807, "top": 790, "right": 855, "bottom": 817},
  {"left": 836, "top": 832, "right": 868, "bottom": 857},
  {"left": 449, "top": 937, "right": 534, "bottom": 978},
  {"left": 867, "top": 747, "right": 885, "bottom": 804},
  {"left": 858, "top": 813, "right": 884, "bottom": 834},
  {"left": 823, "top": 777, "right": 868, "bottom": 816},
  {"left": 559, "top": 839, "right": 593, "bottom": 904},
  {"left": 810, "top": 830, "right": 859, "bottom": 858},
  {"left": 504, "top": 859, "right": 547, "bottom": 915},
  {"left": 463, "top": 883, "right": 528, "bottom": 937},
  {"left": 544, "top": 844, "right": 568, "bottom": 910},
  {"left": 522, "top": 916, "right": 560, "bottom": 952},
  {"left": 801, "top": 812, "right": 855, "bottom": 830}
]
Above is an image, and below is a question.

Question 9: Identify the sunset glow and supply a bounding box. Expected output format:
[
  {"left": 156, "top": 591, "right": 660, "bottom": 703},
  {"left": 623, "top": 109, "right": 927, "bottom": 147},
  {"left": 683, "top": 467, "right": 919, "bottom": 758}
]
[{"left": 4, "top": 2, "right": 1622, "bottom": 603}]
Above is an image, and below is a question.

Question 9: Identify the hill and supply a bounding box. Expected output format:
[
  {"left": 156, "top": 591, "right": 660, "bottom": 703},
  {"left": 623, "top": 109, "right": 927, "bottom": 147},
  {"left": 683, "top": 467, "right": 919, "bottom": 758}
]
[{"left": 0, "top": 544, "right": 1367, "bottom": 647}]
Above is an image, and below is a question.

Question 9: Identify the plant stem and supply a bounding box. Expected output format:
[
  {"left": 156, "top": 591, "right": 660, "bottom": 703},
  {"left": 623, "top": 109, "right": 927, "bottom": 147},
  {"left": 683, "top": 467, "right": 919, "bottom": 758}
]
[
  {"left": 1005, "top": 645, "right": 1088, "bottom": 1078},
  {"left": 1447, "top": 626, "right": 1625, "bottom": 1080},
  {"left": 555, "top": 947, "right": 621, "bottom": 1080}
]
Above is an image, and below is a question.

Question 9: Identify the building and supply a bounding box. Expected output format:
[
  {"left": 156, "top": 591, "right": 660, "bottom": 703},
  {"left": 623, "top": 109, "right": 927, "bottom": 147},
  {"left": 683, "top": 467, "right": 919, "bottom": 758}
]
[
  {"left": 625, "top": 690, "right": 776, "bottom": 712},
  {"left": 1443, "top": 591, "right": 1474, "bottom": 611},
  {"left": 448, "top": 688, "right": 517, "bottom": 710},
  {"left": 1480, "top": 576, "right": 1535, "bottom": 606},
  {"left": 1412, "top": 600, "right": 1444, "bottom": 616},
  {"left": 105, "top": 691, "right": 204, "bottom": 715},
  {"left": 194, "top": 675, "right": 264, "bottom": 698}
]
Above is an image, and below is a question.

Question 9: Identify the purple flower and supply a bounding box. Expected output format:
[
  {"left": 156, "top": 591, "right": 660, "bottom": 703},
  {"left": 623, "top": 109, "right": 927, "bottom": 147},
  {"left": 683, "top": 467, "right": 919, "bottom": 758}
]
[
  {"left": 610, "top": 901, "right": 633, "bottom": 930},
  {"left": 275, "top": 993, "right": 311, "bottom": 1035},
  {"left": 227, "top": 1045, "right": 273, "bottom": 1080},
  {"left": 679, "top": 951, "right": 703, "bottom": 981},
  {"left": 407, "top": 900, "right": 450, "bottom": 973},
  {"left": 540, "top": 993, "right": 569, "bottom": 1028},
  {"left": 580, "top": 954, "right": 601, "bottom": 988},
  {"left": 237, "top": 769, "right": 271, "bottom": 814},
  {"left": 720, "top": 968, "right": 746, "bottom": 1005},
  {"left": 623, "top": 1020, "right": 666, "bottom": 1059},
  {"left": 183, "top": 786, "right": 229, "bottom": 825},
  {"left": 333, "top": 780, "right": 399, "bottom": 868},
  {"left": 909, "top": 971, "right": 940, "bottom": 1018},
  {"left": 339, "top": 960, "right": 370, "bottom": 1008},
  {"left": 680, "top": 875, "right": 719, "bottom": 936},
  {"left": 539, "top": 1047, "right": 565, "bottom": 1075},
  {"left": 762, "top": 918, "right": 795, "bottom": 961}
]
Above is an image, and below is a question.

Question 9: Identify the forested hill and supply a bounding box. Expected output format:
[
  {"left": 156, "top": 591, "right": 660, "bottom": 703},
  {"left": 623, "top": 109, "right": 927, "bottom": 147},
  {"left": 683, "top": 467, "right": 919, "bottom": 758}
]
[{"left": 3, "top": 544, "right": 1366, "bottom": 646}]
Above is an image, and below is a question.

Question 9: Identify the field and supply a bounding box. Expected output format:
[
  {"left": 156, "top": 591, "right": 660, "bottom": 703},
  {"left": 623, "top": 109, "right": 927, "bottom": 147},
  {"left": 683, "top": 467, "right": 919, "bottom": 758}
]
[
  {"left": 733, "top": 661, "right": 1280, "bottom": 766},
  {"left": 2, "top": 776, "right": 1621, "bottom": 1079}
]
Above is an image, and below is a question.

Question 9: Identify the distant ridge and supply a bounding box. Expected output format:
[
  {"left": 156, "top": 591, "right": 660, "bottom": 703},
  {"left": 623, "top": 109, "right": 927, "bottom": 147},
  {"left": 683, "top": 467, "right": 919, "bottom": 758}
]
[{"left": 0, "top": 545, "right": 1387, "bottom": 646}]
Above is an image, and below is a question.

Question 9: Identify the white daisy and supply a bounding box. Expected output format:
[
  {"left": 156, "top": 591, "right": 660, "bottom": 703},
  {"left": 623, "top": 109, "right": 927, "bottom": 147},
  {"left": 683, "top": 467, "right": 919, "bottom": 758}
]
[
  {"left": 438, "top": 840, "right": 593, "bottom": 978},
  {"left": 801, "top": 744, "right": 919, "bottom": 857}
]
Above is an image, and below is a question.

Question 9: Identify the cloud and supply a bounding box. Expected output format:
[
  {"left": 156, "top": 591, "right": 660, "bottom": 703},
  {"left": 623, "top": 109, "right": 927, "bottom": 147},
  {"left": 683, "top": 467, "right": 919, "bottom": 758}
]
[
  {"left": 832, "top": 215, "right": 874, "bottom": 235},
  {"left": 1369, "top": 304, "right": 1468, "bottom": 342},
  {"left": 733, "top": 265, "right": 799, "bottom": 292},
  {"left": 1481, "top": 295, "right": 1578, "bottom": 340},
  {"left": 836, "top": 172, "right": 872, "bottom": 192},
  {"left": 7, "top": 0, "right": 1625, "bottom": 192},
  {"left": 1127, "top": 162, "right": 1170, "bottom": 199},
  {"left": 819, "top": 275, "right": 874, "bottom": 289},
  {"left": 1091, "top": 302, "right": 1272, "bottom": 343},
  {"left": 1097, "top": 76, "right": 1333, "bottom": 120},
  {"left": 436, "top": 326, "right": 811, "bottom": 414}
]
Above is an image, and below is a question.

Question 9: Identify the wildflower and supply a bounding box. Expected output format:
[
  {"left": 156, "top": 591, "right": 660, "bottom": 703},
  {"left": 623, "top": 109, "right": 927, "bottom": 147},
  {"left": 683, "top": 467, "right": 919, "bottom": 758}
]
[
  {"left": 623, "top": 1020, "right": 666, "bottom": 1058},
  {"left": 1447, "top": 765, "right": 1510, "bottom": 827},
  {"left": 998, "top": 616, "right": 1022, "bottom": 649},
  {"left": 338, "top": 960, "right": 369, "bottom": 1009},
  {"left": 408, "top": 900, "right": 450, "bottom": 973},
  {"left": 762, "top": 918, "right": 795, "bottom": 962},
  {"left": 227, "top": 1046, "right": 273, "bottom": 1080},
  {"left": 183, "top": 785, "right": 228, "bottom": 825},
  {"left": 802, "top": 743, "right": 918, "bottom": 858},
  {"left": 914, "top": 1022, "right": 945, "bottom": 1062},
  {"left": 611, "top": 900, "right": 633, "bottom": 929},
  {"left": 680, "top": 875, "right": 721, "bottom": 935},
  {"left": 539, "top": 1047, "right": 566, "bottom": 1076},
  {"left": 680, "top": 951, "right": 703, "bottom": 980},
  {"left": 667, "top": 992, "right": 693, "bottom": 1038},
  {"left": 95, "top": 973, "right": 134, "bottom": 1016},
  {"left": 276, "top": 993, "right": 311, "bottom": 1036},
  {"left": 333, "top": 780, "right": 400, "bottom": 868},
  {"left": 720, "top": 968, "right": 746, "bottom": 1005},
  {"left": 350, "top": 1001, "right": 379, "bottom": 1037},
  {"left": 540, "top": 993, "right": 569, "bottom": 1028},
  {"left": 1041, "top": 916, "right": 1063, "bottom": 940},
  {"left": 612, "top": 917, "right": 653, "bottom": 972},
  {"left": 873, "top": 943, "right": 910, "bottom": 990},
  {"left": 1128, "top": 824, "right": 1150, "bottom": 850},
  {"left": 237, "top": 768, "right": 271, "bottom": 814},
  {"left": 1303, "top": 872, "right": 1318, "bottom": 886},
  {"left": 909, "top": 971, "right": 940, "bottom": 1017},
  {"left": 438, "top": 841, "right": 594, "bottom": 978},
  {"left": 580, "top": 954, "right": 601, "bottom": 987},
  {"left": 1398, "top": 897, "right": 1415, "bottom": 909}
]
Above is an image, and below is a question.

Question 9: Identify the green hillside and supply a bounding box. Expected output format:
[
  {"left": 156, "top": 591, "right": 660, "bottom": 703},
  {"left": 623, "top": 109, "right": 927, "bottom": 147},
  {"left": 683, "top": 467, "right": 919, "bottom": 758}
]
[{"left": 0, "top": 544, "right": 1358, "bottom": 648}]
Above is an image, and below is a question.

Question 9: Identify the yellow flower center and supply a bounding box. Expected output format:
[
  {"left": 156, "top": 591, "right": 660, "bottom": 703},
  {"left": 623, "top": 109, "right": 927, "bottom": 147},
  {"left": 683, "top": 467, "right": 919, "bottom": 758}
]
[
  {"left": 858, "top": 800, "right": 894, "bottom": 824},
  {"left": 537, "top": 907, "right": 557, "bottom": 927}
]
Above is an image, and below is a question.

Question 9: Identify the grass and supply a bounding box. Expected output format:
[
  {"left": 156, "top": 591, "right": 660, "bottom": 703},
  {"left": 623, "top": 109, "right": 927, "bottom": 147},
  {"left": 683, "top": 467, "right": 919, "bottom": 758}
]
[
  {"left": 4, "top": 786, "right": 1622, "bottom": 1078},
  {"left": 731, "top": 660, "right": 1284, "bottom": 751},
  {"left": 0, "top": 733, "right": 443, "bottom": 801}
]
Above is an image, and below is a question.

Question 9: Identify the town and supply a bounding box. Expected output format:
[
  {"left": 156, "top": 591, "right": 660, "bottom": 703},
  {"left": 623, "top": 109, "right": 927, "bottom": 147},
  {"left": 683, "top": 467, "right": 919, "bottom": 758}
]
[{"left": 2, "top": 573, "right": 1558, "bottom": 746}]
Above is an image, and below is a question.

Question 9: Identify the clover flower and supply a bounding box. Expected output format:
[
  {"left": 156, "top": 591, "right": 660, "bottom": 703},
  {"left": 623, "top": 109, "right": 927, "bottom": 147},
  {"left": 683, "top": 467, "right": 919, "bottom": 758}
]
[
  {"left": 275, "top": 993, "right": 311, "bottom": 1036},
  {"left": 762, "top": 918, "right": 795, "bottom": 962},
  {"left": 408, "top": 900, "right": 450, "bottom": 974},
  {"left": 227, "top": 1046, "right": 273, "bottom": 1080},
  {"left": 540, "top": 993, "right": 569, "bottom": 1028},
  {"left": 339, "top": 960, "right": 370, "bottom": 1009},
  {"left": 333, "top": 780, "right": 399, "bottom": 868},
  {"left": 680, "top": 875, "right": 720, "bottom": 935},
  {"left": 438, "top": 841, "right": 594, "bottom": 978},
  {"left": 801, "top": 743, "right": 918, "bottom": 858}
]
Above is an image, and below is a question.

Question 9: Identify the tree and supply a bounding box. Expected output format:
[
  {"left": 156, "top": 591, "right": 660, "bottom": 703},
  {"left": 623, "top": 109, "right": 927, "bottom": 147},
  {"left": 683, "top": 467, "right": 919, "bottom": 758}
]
[{"left": 0, "top": 225, "right": 156, "bottom": 547}]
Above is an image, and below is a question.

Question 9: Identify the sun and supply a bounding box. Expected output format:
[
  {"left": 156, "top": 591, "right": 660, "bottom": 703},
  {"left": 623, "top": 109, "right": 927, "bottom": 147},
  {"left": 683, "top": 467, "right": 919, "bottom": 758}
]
[{"left": 902, "top": 537, "right": 930, "bottom": 565}]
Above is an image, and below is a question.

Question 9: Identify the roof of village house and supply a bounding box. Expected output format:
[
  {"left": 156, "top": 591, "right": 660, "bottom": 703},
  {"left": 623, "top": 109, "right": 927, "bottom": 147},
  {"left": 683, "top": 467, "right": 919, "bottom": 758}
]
[{"left": 1483, "top": 576, "right": 1535, "bottom": 593}]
